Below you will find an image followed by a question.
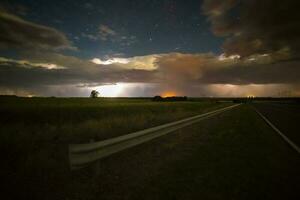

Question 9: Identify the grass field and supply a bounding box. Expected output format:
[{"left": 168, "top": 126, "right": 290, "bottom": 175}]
[
  {"left": 0, "top": 97, "right": 231, "bottom": 142},
  {"left": 1, "top": 97, "right": 299, "bottom": 200},
  {"left": 0, "top": 96, "right": 232, "bottom": 199}
]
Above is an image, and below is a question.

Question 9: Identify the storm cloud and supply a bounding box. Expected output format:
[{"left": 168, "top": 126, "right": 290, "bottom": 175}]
[
  {"left": 203, "top": 0, "right": 300, "bottom": 58},
  {"left": 1, "top": 51, "right": 300, "bottom": 96},
  {"left": 0, "top": 1, "right": 299, "bottom": 97},
  {"left": 0, "top": 11, "right": 74, "bottom": 50}
]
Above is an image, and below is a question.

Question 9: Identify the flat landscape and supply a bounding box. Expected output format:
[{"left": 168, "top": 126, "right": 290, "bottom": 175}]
[
  {"left": 0, "top": 97, "right": 299, "bottom": 200},
  {"left": 1, "top": 1, "right": 299, "bottom": 199}
]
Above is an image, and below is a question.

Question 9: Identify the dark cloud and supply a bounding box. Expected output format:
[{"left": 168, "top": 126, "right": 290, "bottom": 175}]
[
  {"left": 1, "top": 52, "right": 300, "bottom": 96},
  {"left": 99, "top": 24, "right": 117, "bottom": 41},
  {"left": 155, "top": 53, "right": 300, "bottom": 86},
  {"left": 0, "top": 11, "right": 75, "bottom": 50},
  {"left": 0, "top": 0, "right": 299, "bottom": 97},
  {"left": 201, "top": 59, "right": 300, "bottom": 85},
  {"left": 202, "top": 0, "right": 238, "bottom": 36},
  {"left": 116, "top": 83, "right": 300, "bottom": 97},
  {"left": 0, "top": 54, "right": 156, "bottom": 93},
  {"left": 203, "top": 0, "right": 300, "bottom": 58}
]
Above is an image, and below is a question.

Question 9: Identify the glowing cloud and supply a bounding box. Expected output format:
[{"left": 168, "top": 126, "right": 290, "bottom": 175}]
[
  {"left": 91, "top": 58, "right": 129, "bottom": 65},
  {"left": 218, "top": 53, "right": 240, "bottom": 61},
  {"left": 93, "top": 83, "right": 125, "bottom": 97},
  {"left": 91, "top": 54, "right": 160, "bottom": 70},
  {"left": 0, "top": 57, "right": 65, "bottom": 69}
]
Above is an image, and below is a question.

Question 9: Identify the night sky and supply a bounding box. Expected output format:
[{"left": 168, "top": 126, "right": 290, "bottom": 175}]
[{"left": 0, "top": 0, "right": 299, "bottom": 97}]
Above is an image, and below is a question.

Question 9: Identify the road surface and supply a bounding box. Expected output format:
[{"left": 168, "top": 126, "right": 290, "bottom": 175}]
[
  {"left": 64, "top": 105, "right": 300, "bottom": 200},
  {"left": 253, "top": 102, "right": 300, "bottom": 146}
]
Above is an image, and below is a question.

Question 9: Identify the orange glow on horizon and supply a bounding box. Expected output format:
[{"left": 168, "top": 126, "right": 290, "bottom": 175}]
[{"left": 161, "top": 91, "right": 178, "bottom": 97}]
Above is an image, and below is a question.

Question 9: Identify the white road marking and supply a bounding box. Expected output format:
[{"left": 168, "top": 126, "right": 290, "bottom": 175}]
[{"left": 253, "top": 107, "right": 300, "bottom": 155}]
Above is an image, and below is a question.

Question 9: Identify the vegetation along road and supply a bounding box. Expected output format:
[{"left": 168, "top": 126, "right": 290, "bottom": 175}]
[{"left": 0, "top": 97, "right": 299, "bottom": 200}]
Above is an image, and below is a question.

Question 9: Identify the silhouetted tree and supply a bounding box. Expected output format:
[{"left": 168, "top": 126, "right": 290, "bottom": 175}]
[
  {"left": 152, "top": 95, "right": 163, "bottom": 101},
  {"left": 90, "top": 90, "right": 99, "bottom": 98}
]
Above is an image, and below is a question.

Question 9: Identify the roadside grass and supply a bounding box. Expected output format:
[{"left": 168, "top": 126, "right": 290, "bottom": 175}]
[
  {"left": 0, "top": 97, "right": 231, "bottom": 142},
  {"left": 0, "top": 97, "right": 232, "bottom": 199}
]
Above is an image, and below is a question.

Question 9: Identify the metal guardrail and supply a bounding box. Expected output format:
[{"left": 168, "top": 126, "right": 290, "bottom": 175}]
[{"left": 69, "top": 104, "right": 241, "bottom": 170}]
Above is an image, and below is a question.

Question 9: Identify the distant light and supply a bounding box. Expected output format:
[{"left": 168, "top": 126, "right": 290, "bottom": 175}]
[
  {"left": 161, "top": 91, "right": 177, "bottom": 97},
  {"left": 94, "top": 83, "right": 125, "bottom": 97}
]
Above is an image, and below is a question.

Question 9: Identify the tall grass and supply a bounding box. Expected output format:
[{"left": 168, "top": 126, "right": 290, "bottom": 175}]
[{"left": 0, "top": 97, "right": 231, "bottom": 199}]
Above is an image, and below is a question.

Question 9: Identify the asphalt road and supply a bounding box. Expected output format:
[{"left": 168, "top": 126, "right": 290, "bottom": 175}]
[
  {"left": 64, "top": 105, "right": 300, "bottom": 200},
  {"left": 6, "top": 104, "right": 300, "bottom": 200},
  {"left": 253, "top": 102, "right": 300, "bottom": 147}
]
